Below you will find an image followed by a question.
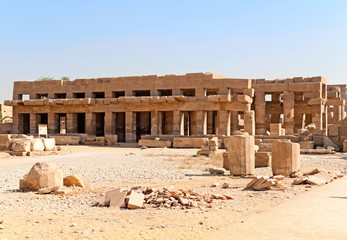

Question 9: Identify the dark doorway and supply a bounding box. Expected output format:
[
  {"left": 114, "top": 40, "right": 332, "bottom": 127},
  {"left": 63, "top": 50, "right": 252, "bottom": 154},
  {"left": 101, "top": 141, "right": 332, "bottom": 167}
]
[
  {"left": 207, "top": 111, "right": 218, "bottom": 134},
  {"left": 38, "top": 113, "right": 48, "bottom": 124},
  {"left": 134, "top": 90, "right": 150, "bottom": 97},
  {"left": 115, "top": 112, "right": 125, "bottom": 142},
  {"left": 77, "top": 113, "right": 85, "bottom": 133},
  {"left": 57, "top": 113, "right": 67, "bottom": 134},
  {"left": 20, "top": 114, "right": 30, "bottom": 134},
  {"left": 136, "top": 112, "right": 151, "bottom": 142},
  {"left": 161, "top": 111, "right": 173, "bottom": 135},
  {"left": 95, "top": 113, "right": 105, "bottom": 136}
]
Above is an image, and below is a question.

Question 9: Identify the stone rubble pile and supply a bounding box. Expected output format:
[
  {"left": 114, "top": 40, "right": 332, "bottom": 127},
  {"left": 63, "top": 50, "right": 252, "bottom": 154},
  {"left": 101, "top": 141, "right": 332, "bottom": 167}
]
[
  {"left": 197, "top": 137, "right": 219, "bottom": 157},
  {"left": 245, "top": 175, "right": 285, "bottom": 191},
  {"left": 292, "top": 168, "right": 343, "bottom": 185},
  {"left": 93, "top": 186, "right": 233, "bottom": 210}
]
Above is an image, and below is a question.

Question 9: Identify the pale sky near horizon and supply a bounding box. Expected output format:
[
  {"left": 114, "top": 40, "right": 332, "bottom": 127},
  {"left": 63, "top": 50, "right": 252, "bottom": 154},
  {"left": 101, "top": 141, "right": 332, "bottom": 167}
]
[{"left": 0, "top": 0, "right": 346, "bottom": 100}]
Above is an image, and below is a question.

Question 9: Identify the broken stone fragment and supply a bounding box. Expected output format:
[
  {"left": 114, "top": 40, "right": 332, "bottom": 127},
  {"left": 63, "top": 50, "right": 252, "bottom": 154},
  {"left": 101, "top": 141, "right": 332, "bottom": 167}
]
[
  {"left": 178, "top": 197, "right": 189, "bottom": 206},
  {"left": 208, "top": 167, "right": 226, "bottom": 175},
  {"left": 63, "top": 174, "right": 86, "bottom": 188},
  {"left": 127, "top": 191, "right": 144, "bottom": 209},
  {"left": 38, "top": 186, "right": 60, "bottom": 194},
  {"left": 292, "top": 177, "right": 308, "bottom": 185}
]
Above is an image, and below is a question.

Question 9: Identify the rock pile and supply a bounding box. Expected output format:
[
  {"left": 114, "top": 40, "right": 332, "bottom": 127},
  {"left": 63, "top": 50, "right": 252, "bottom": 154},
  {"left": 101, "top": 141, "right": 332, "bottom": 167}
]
[
  {"left": 93, "top": 186, "right": 233, "bottom": 210},
  {"left": 197, "top": 137, "right": 219, "bottom": 157},
  {"left": 292, "top": 168, "right": 343, "bottom": 185},
  {"left": 245, "top": 175, "right": 285, "bottom": 191}
]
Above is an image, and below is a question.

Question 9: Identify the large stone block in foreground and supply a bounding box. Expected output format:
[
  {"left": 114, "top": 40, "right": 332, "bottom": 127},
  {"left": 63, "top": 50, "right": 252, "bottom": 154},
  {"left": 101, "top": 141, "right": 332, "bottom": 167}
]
[
  {"left": 226, "top": 134, "right": 255, "bottom": 176},
  {"left": 271, "top": 141, "right": 300, "bottom": 176},
  {"left": 21, "top": 162, "right": 63, "bottom": 190}
]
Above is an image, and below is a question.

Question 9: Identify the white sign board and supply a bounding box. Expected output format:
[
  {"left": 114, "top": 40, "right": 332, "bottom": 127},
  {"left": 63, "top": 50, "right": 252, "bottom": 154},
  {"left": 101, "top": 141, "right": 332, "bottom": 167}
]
[{"left": 38, "top": 124, "right": 48, "bottom": 136}]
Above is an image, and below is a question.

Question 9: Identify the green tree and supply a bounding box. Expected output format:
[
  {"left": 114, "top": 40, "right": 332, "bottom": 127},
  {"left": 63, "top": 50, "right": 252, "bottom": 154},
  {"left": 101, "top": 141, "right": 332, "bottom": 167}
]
[
  {"left": 37, "top": 76, "right": 54, "bottom": 81},
  {"left": 61, "top": 76, "right": 70, "bottom": 81}
]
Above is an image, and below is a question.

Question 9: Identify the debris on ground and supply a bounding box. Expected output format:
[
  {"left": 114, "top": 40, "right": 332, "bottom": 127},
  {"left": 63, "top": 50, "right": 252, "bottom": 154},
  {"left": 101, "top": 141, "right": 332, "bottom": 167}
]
[
  {"left": 92, "top": 186, "right": 233, "bottom": 210},
  {"left": 244, "top": 175, "right": 285, "bottom": 191},
  {"left": 208, "top": 167, "right": 227, "bottom": 175},
  {"left": 292, "top": 169, "right": 343, "bottom": 186}
]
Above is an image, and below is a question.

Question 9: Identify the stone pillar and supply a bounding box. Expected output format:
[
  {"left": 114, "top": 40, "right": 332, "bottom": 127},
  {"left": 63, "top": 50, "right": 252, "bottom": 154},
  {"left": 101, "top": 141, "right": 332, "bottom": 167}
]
[
  {"left": 180, "top": 112, "right": 185, "bottom": 136},
  {"left": 312, "top": 104, "right": 323, "bottom": 131},
  {"left": 231, "top": 111, "right": 238, "bottom": 132},
  {"left": 218, "top": 110, "right": 231, "bottom": 136},
  {"left": 271, "top": 140, "right": 300, "bottom": 176},
  {"left": 255, "top": 92, "right": 266, "bottom": 135},
  {"left": 85, "top": 112, "right": 94, "bottom": 135},
  {"left": 172, "top": 111, "right": 181, "bottom": 135},
  {"left": 12, "top": 112, "right": 19, "bottom": 134},
  {"left": 244, "top": 111, "right": 255, "bottom": 136},
  {"left": 30, "top": 113, "right": 37, "bottom": 135},
  {"left": 294, "top": 113, "right": 303, "bottom": 133},
  {"left": 66, "top": 113, "right": 74, "bottom": 133},
  {"left": 225, "top": 134, "right": 255, "bottom": 176},
  {"left": 151, "top": 110, "right": 159, "bottom": 135},
  {"left": 104, "top": 112, "right": 113, "bottom": 135},
  {"left": 196, "top": 111, "right": 207, "bottom": 136},
  {"left": 190, "top": 111, "right": 197, "bottom": 136},
  {"left": 125, "top": 111, "right": 134, "bottom": 142},
  {"left": 48, "top": 113, "right": 56, "bottom": 134},
  {"left": 157, "top": 111, "right": 163, "bottom": 135},
  {"left": 283, "top": 92, "right": 295, "bottom": 135}
]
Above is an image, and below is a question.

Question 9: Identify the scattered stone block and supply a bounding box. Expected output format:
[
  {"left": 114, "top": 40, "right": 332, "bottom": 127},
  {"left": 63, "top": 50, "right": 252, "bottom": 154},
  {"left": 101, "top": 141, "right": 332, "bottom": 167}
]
[
  {"left": 299, "top": 141, "right": 315, "bottom": 149},
  {"left": 178, "top": 197, "right": 189, "bottom": 206},
  {"left": 255, "top": 152, "right": 271, "bottom": 167},
  {"left": 127, "top": 191, "right": 144, "bottom": 209},
  {"left": 270, "top": 123, "right": 282, "bottom": 136},
  {"left": 20, "top": 162, "right": 64, "bottom": 190},
  {"left": 208, "top": 167, "right": 226, "bottom": 175},
  {"left": 138, "top": 139, "right": 172, "bottom": 148},
  {"left": 63, "top": 174, "right": 86, "bottom": 188},
  {"left": 173, "top": 137, "right": 209, "bottom": 148},
  {"left": 38, "top": 186, "right": 60, "bottom": 194},
  {"left": 343, "top": 140, "right": 347, "bottom": 152},
  {"left": 30, "top": 138, "right": 45, "bottom": 152},
  {"left": 271, "top": 141, "right": 300, "bottom": 176},
  {"left": 110, "top": 191, "right": 127, "bottom": 208},
  {"left": 323, "top": 136, "right": 339, "bottom": 151},
  {"left": 226, "top": 134, "right": 255, "bottom": 176},
  {"left": 10, "top": 139, "right": 31, "bottom": 152},
  {"left": 42, "top": 138, "right": 56, "bottom": 151},
  {"left": 0, "top": 134, "right": 11, "bottom": 150},
  {"left": 306, "top": 176, "right": 327, "bottom": 185}
]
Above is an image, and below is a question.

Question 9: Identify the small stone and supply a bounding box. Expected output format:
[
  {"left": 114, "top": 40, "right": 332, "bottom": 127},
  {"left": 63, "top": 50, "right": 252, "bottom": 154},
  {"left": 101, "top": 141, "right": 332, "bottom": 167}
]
[
  {"left": 70, "top": 223, "right": 77, "bottom": 227},
  {"left": 211, "top": 183, "right": 220, "bottom": 187},
  {"left": 0, "top": 224, "right": 4, "bottom": 230}
]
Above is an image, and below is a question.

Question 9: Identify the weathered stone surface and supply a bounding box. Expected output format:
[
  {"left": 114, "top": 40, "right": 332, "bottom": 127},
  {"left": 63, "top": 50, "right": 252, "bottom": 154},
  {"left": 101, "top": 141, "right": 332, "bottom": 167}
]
[
  {"left": 270, "top": 123, "right": 282, "bottom": 136},
  {"left": 38, "top": 186, "right": 60, "bottom": 194},
  {"left": 328, "top": 125, "right": 339, "bottom": 137},
  {"left": 30, "top": 138, "right": 45, "bottom": 152},
  {"left": 20, "top": 162, "right": 63, "bottom": 190},
  {"left": 50, "top": 135, "right": 81, "bottom": 145},
  {"left": 271, "top": 141, "right": 300, "bottom": 176},
  {"left": 223, "top": 152, "right": 229, "bottom": 170},
  {"left": 138, "top": 139, "right": 172, "bottom": 148},
  {"left": 63, "top": 174, "right": 86, "bottom": 188},
  {"left": 208, "top": 167, "right": 226, "bottom": 175},
  {"left": 323, "top": 136, "right": 339, "bottom": 151},
  {"left": 127, "top": 191, "right": 144, "bottom": 209},
  {"left": 226, "top": 134, "right": 255, "bottom": 176},
  {"left": 173, "top": 137, "right": 209, "bottom": 148},
  {"left": 10, "top": 139, "right": 31, "bottom": 152},
  {"left": 343, "top": 140, "right": 347, "bottom": 152},
  {"left": 255, "top": 152, "right": 271, "bottom": 167},
  {"left": 299, "top": 141, "right": 315, "bottom": 149},
  {"left": 110, "top": 191, "right": 127, "bottom": 208},
  {"left": 42, "top": 138, "right": 56, "bottom": 151},
  {"left": 0, "top": 134, "right": 11, "bottom": 150},
  {"left": 105, "top": 134, "right": 117, "bottom": 146}
]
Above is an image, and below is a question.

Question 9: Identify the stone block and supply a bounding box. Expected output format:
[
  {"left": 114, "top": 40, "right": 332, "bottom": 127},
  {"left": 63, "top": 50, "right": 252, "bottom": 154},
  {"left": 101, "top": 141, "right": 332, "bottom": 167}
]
[
  {"left": 51, "top": 135, "right": 81, "bottom": 145},
  {"left": 270, "top": 124, "right": 282, "bottom": 136},
  {"left": 42, "top": 138, "right": 56, "bottom": 151},
  {"left": 281, "top": 128, "right": 286, "bottom": 136},
  {"left": 323, "top": 136, "right": 339, "bottom": 151},
  {"left": 226, "top": 134, "right": 255, "bottom": 176},
  {"left": 271, "top": 141, "right": 300, "bottom": 176},
  {"left": 300, "top": 135, "right": 313, "bottom": 142},
  {"left": 0, "top": 134, "right": 11, "bottom": 150},
  {"left": 10, "top": 139, "right": 31, "bottom": 152},
  {"left": 173, "top": 137, "right": 208, "bottom": 148},
  {"left": 299, "top": 141, "right": 315, "bottom": 149},
  {"left": 289, "top": 135, "right": 300, "bottom": 143},
  {"left": 343, "top": 140, "right": 347, "bottom": 152},
  {"left": 328, "top": 125, "right": 339, "bottom": 137},
  {"left": 110, "top": 191, "right": 127, "bottom": 208},
  {"left": 63, "top": 174, "right": 86, "bottom": 188},
  {"left": 127, "top": 191, "right": 144, "bottom": 209},
  {"left": 313, "top": 136, "right": 323, "bottom": 146},
  {"left": 223, "top": 152, "right": 229, "bottom": 170},
  {"left": 138, "top": 139, "right": 172, "bottom": 148},
  {"left": 255, "top": 152, "right": 271, "bottom": 167},
  {"left": 30, "top": 138, "right": 45, "bottom": 152},
  {"left": 209, "top": 137, "right": 218, "bottom": 146},
  {"left": 21, "top": 162, "right": 63, "bottom": 190},
  {"left": 105, "top": 134, "right": 117, "bottom": 146},
  {"left": 237, "top": 94, "right": 252, "bottom": 103}
]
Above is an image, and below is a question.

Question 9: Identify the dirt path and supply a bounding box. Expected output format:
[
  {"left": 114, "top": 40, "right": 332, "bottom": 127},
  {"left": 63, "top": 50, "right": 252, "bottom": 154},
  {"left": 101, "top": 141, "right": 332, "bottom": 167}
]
[{"left": 209, "top": 177, "right": 347, "bottom": 240}]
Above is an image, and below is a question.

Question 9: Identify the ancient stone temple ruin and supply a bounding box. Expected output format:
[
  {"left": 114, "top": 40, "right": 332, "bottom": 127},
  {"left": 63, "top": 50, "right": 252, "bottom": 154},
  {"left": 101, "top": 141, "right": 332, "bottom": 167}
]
[{"left": 3, "top": 73, "right": 346, "bottom": 150}]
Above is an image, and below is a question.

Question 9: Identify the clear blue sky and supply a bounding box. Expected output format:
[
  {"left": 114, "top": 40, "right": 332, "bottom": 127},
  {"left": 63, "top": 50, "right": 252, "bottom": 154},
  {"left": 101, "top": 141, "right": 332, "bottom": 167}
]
[{"left": 0, "top": 0, "right": 346, "bottom": 100}]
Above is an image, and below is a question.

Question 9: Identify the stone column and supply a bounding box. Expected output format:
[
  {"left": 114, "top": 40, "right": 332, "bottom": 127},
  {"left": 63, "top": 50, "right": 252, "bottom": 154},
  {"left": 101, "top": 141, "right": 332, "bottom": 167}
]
[
  {"left": 157, "top": 112, "right": 163, "bottom": 135},
  {"left": 218, "top": 110, "right": 230, "bottom": 136},
  {"left": 85, "top": 112, "right": 94, "bottom": 135},
  {"left": 151, "top": 110, "right": 159, "bottom": 135},
  {"left": 294, "top": 113, "right": 303, "bottom": 133},
  {"left": 104, "top": 112, "right": 113, "bottom": 135},
  {"left": 66, "top": 113, "right": 74, "bottom": 133},
  {"left": 244, "top": 111, "right": 255, "bottom": 136},
  {"left": 30, "top": 113, "right": 37, "bottom": 135},
  {"left": 48, "top": 113, "right": 56, "bottom": 134},
  {"left": 12, "top": 111, "right": 19, "bottom": 134},
  {"left": 255, "top": 91, "right": 266, "bottom": 135},
  {"left": 173, "top": 111, "right": 183, "bottom": 136},
  {"left": 312, "top": 104, "right": 323, "bottom": 131},
  {"left": 283, "top": 92, "right": 295, "bottom": 135},
  {"left": 125, "top": 111, "right": 134, "bottom": 142}
]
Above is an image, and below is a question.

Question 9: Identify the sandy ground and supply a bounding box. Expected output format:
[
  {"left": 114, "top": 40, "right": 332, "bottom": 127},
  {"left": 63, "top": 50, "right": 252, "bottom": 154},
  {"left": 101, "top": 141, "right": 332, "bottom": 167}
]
[{"left": 0, "top": 146, "right": 346, "bottom": 240}]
